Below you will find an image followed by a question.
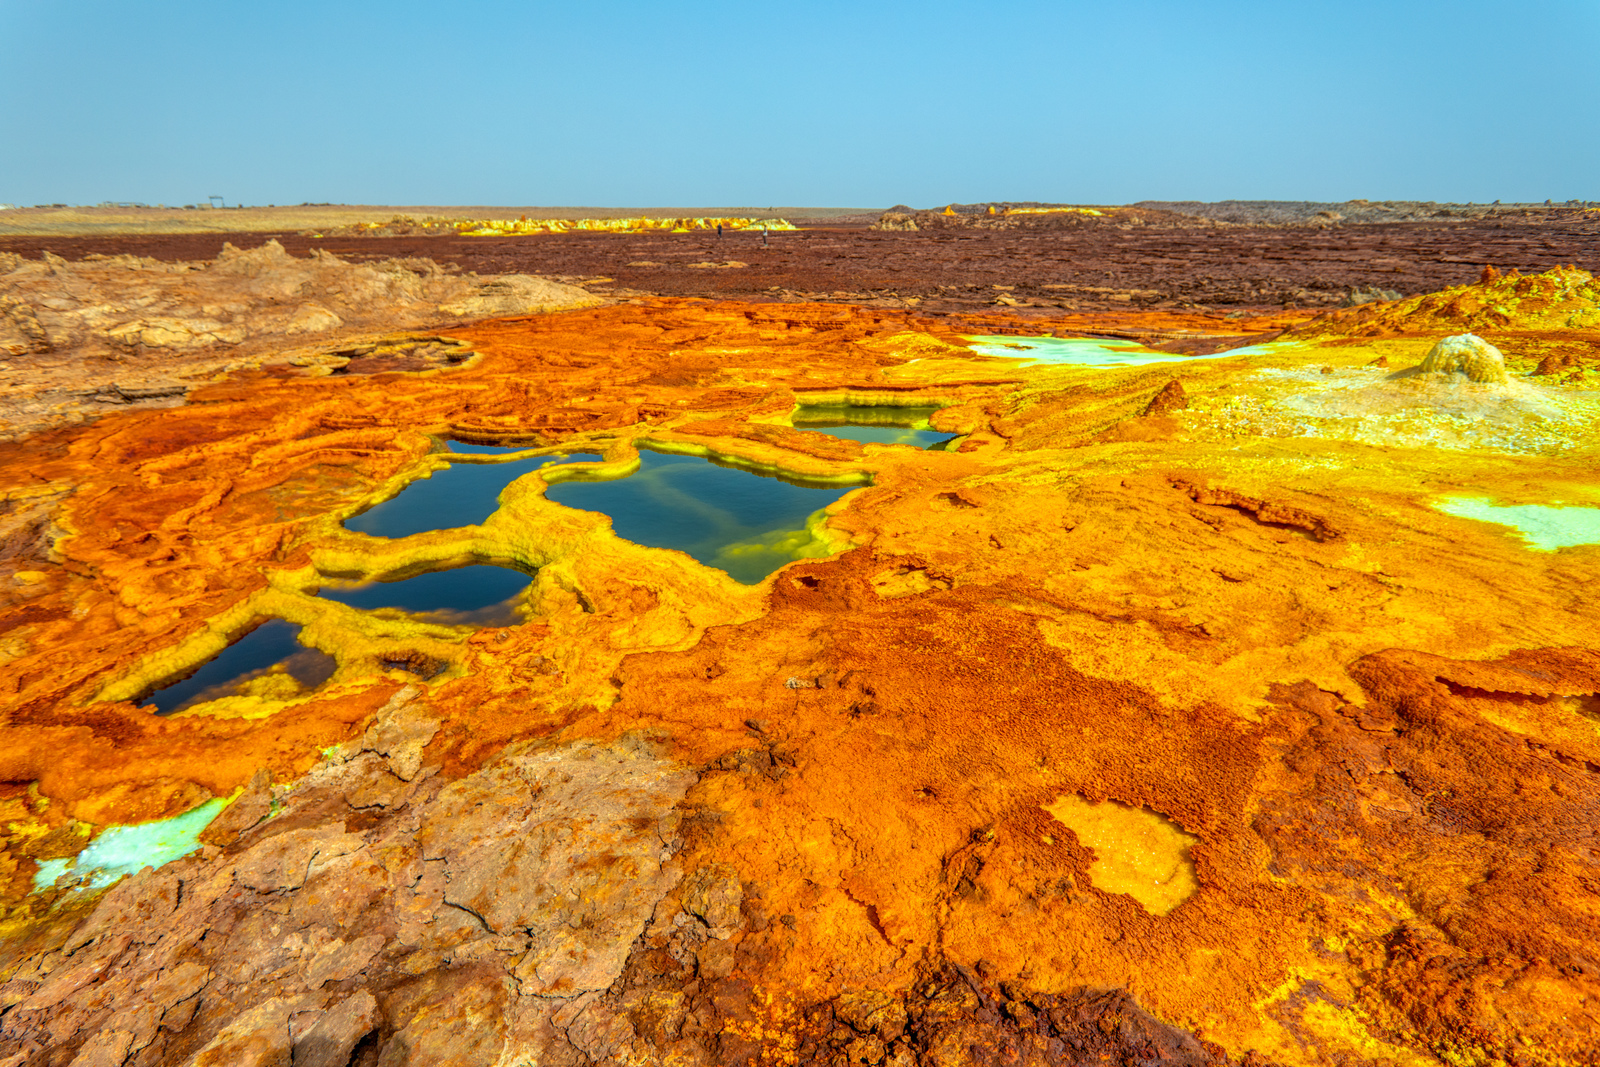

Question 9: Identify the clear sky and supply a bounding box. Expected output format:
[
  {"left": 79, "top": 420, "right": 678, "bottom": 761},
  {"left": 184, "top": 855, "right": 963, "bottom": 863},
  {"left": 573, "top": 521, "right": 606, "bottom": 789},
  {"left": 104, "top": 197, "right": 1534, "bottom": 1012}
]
[{"left": 3, "top": 0, "right": 1596, "bottom": 208}]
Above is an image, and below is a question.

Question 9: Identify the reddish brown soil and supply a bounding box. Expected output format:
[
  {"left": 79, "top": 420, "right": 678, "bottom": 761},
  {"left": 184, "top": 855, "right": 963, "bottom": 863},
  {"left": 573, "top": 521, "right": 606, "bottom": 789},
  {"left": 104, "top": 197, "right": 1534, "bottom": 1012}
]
[{"left": 4, "top": 211, "right": 1597, "bottom": 314}]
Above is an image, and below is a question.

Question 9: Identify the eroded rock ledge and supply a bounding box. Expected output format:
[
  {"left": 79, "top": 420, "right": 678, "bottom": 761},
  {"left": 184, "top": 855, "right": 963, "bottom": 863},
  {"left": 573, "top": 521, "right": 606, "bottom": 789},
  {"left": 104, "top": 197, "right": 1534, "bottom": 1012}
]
[{"left": 0, "top": 241, "right": 600, "bottom": 438}]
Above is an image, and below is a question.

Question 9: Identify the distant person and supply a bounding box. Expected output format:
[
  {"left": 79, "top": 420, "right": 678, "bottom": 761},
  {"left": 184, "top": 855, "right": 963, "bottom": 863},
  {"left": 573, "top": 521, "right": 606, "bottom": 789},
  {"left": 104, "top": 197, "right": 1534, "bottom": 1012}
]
[
  {"left": 761, "top": 226, "right": 769, "bottom": 247},
  {"left": 716, "top": 223, "right": 723, "bottom": 240}
]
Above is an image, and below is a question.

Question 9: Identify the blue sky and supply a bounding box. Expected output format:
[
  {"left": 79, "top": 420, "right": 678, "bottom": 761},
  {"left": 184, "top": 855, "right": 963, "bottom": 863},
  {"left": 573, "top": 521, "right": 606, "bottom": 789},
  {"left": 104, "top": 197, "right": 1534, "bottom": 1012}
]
[{"left": 3, "top": 0, "right": 1596, "bottom": 207}]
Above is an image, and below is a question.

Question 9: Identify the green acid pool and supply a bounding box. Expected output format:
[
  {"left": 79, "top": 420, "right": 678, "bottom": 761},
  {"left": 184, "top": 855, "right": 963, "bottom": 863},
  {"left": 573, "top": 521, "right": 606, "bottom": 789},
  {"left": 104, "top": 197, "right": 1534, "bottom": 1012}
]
[
  {"left": 544, "top": 449, "right": 856, "bottom": 583},
  {"left": 792, "top": 404, "right": 956, "bottom": 449}
]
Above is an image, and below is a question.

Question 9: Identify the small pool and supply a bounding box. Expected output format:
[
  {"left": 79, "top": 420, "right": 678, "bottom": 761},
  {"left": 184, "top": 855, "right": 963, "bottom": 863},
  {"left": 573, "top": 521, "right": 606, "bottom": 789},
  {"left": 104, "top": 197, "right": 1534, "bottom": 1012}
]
[
  {"left": 139, "top": 619, "right": 336, "bottom": 716},
  {"left": 544, "top": 449, "right": 854, "bottom": 584},
  {"left": 318, "top": 562, "right": 534, "bottom": 626},
  {"left": 1435, "top": 497, "right": 1600, "bottom": 551},
  {"left": 792, "top": 404, "right": 955, "bottom": 449},
  {"left": 966, "top": 335, "right": 1282, "bottom": 367},
  {"left": 346, "top": 453, "right": 590, "bottom": 538}
]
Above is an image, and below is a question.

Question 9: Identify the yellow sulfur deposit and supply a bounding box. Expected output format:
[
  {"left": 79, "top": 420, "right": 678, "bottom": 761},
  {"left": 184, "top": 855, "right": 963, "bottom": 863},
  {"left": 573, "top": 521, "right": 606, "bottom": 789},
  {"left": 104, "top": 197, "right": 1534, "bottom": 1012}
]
[
  {"left": 455, "top": 216, "right": 799, "bottom": 236},
  {"left": 1043, "top": 793, "right": 1200, "bottom": 916},
  {"left": 1005, "top": 206, "right": 1105, "bottom": 217}
]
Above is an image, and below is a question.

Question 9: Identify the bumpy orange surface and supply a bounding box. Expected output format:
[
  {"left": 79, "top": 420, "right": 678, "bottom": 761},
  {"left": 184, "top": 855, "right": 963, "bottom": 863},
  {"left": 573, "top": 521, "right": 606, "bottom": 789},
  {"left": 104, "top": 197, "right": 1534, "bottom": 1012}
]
[{"left": 1, "top": 280, "right": 1599, "bottom": 1066}]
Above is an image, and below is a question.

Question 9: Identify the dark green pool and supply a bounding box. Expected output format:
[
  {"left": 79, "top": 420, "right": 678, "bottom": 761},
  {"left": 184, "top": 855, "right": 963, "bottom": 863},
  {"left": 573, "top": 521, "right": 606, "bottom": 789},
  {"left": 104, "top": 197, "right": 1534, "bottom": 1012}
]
[
  {"left": 792, "top": 405, "right": 955, "bottom": 449},
  {"left": 544, "top": 449, "right": 854, "bottom": 584}
]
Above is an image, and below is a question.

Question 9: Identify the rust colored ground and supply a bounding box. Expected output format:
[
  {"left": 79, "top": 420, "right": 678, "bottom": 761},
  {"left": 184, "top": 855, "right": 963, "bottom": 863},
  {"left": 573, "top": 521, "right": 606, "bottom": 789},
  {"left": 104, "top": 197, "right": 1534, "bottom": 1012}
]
[{"left": 1, "top": 277, "right": 1598, "bottom": 1065}]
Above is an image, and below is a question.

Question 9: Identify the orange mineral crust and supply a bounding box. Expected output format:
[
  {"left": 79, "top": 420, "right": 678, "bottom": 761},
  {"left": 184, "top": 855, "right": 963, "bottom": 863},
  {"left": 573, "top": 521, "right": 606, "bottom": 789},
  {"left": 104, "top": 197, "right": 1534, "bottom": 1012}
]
[{"left": 1, "top": 288, "right": 1599, "bottom": 1067}]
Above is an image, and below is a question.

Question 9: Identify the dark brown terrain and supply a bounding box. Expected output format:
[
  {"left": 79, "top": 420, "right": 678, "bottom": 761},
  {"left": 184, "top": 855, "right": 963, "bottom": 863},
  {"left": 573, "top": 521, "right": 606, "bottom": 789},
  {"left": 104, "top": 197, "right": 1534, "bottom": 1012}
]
[{"left": 3, "top": 208, "right": 1596, "bottom": 316}]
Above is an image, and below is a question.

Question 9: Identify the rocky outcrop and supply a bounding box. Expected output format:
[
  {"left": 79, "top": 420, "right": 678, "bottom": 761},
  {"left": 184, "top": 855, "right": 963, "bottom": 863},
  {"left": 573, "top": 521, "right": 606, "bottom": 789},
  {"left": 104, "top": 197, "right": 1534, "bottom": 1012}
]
[
  {"left": 1297, "top": 264, "right": 1600, "bottom": 338},
  {"left": 873, "top": 207, "right": 920, "bottom": 232},
  {"left": 0, "top": 240, "right": 601, "bottom": 437},
  {"left": 1337, "top": 286, "right": 1402, "bottom": 307},
  {"left": 438, "top": 274, "right": 602, "bottom": 318},
  {"left": 0, "top": 296, "right": 51, "bottom": 355},
  {"left": 0, "top": 697, "right": 698, "bottom": 1067}
]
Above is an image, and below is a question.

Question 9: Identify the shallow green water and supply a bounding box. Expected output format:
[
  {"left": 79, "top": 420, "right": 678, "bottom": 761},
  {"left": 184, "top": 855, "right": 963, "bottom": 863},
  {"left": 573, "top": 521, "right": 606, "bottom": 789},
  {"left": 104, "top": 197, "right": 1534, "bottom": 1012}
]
[
  {"left": 1435, "top": 497, "right": 1600, "bottom": 551},
  {"left": 317, "top": 562, "right": 534, "bottom": 626},
  {"left": 33, "top": 796, "right": 230, "bottom": 892},
  {"left": 792, "top": 404, "right": 955, "bottom": 448},
  {"left": 966, "top": 335, "right": 1283, "bottom": 367},
  {"left": 140, "top": 619, "right": 335, "bottom": 716},
  {"left": 544, "top": 449, "right": 854, "bottom": 583}
]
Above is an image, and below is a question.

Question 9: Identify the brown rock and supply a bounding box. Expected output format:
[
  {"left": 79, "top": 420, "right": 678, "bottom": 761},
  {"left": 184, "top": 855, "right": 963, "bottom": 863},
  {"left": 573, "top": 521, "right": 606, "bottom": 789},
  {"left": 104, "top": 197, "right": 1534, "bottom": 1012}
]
[
  {"left": 144, "top": 961, "right": 213, "bottom": 1012},
  {"left": 301, "top": 935, "right": 384, "bottom": 989},
  {"left": 1140, "top": 378, "right": 1189, "bottom": 416},
  {"left": 200, "top": 768, "right": 274, "bottom": 847},
  {"left": 290, "top": 991, "right": 378, "bottom": 1067},
  {"left": 180, "top": 996, "right": 306, "bottom": 1067},
  {"left": 1533, "top": 352, "right": 1579, "bottom": 376},
  {"left": 65, "top": 1028, "right": 133, "bottom": 1067},
  {"left": 418, "top": 741, "right": 695, "bottom": 994},
  {"left": 18, "top": 934, "right": 131, "bottom": 1011},
  {"left": 65, "top": 869, "right": 181, "bottom": 954},
  {"left": 378, "top": 976, "right": 510, "bottom": 1066},
  {"left": 361, "top": 688, "right": 439, "bottom": 782},
  {"left": 233, "top": 826, "right": 365, "bottom": 893},
  {"left": 679, "top": 864, "right": 743, "bottom": 938}
]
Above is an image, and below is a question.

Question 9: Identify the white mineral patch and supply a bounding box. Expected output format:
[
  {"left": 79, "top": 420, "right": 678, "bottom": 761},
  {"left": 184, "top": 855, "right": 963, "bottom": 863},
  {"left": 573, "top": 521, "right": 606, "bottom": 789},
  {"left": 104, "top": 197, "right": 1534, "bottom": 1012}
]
[
  {"left": 31, "top": 795, "right": 230, "bottom": 892},
  {"left": 1216, "top": 360, "right": 1600, "bottom": 454},
  {"left": 1434, "top": 497, "right": 1600, "bottom": 551},
  {"left": 967, "top": 335, "right": 1286, "bottom": 368}
]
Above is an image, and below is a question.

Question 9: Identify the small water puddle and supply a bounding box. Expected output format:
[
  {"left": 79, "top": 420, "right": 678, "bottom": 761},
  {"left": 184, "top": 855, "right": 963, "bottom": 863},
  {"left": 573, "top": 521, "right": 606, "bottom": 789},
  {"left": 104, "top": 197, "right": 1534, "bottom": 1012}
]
[
  {"left": 793, "top": 404, "right": 955, "bottom": 449},
  {"left": 317, "top": 562, "right": 534, "bottom": 626},
  {"left": 139, "top": 619, "right": 336, "bottom": 716},
  {"left": 33, "top": 796, "right": 229, "bottom": 892},
  {"left": 346, "top": 453, "right": 591, "bottom": 538},
  {"left": 1434, "top": 497, "right": 1600, "bottom": 551},
  {"left": 967, "top": 335, "right": 1283, "bottom": 367},
  {"left": 544, "top": 449, "right": 853, "bottom": 583}
]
